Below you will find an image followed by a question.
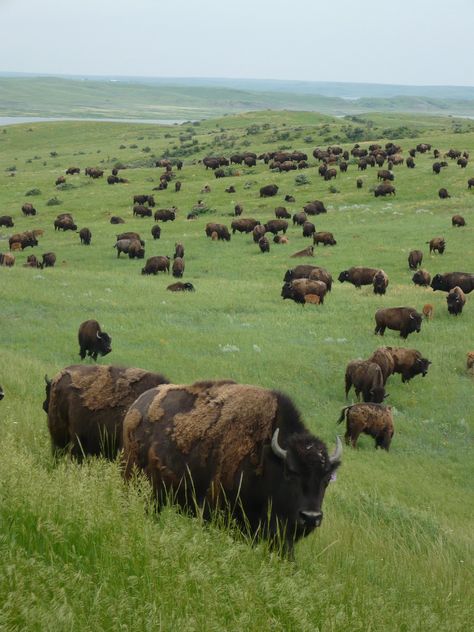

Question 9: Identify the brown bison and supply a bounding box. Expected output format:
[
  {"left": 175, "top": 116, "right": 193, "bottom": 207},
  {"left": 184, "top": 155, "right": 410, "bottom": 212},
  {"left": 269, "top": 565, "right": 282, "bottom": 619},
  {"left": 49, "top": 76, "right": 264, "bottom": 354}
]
[
  {"left": 167, "top": 282, "right": 195, "bottom": 292},
  {"left": 384, "top": 347, "right": 431, "bottom": 383},
  {"left": 290, "top": 246, "right": 314, "bottom": 258},
  {"left": 374, "top": 183, "right": 395, "bottom": 197},
  {"left": 374, "top": 307, "right": 422, "bottom": 339},
  {"left": 0, "top": 252, "right": 15, "bottom": 267},
  {"left": 78, "top": 320, "right": 112, "bottom": 361},
  {"left": 133, "top": 195, "right": 155, "bottom": 206},
  {"left": 302, "top": 221, "right": 316, "bottom": 238},
  {"left": 0, "top": 384, "right": 3, "bottom": 400},
  {"left": 281, "top": 279, "right": 327, "bottom": 305},
  {"left": 9, "top": 231, "right": 38, "bottom": 250},
  {"left": 22, "top": 203, "right": 37, "bottom": 216},
  {"left": 258, "top": 236, "right": 270, "bottom": 253},
  {"left": 412, "top": 269, "right": 431, "bottom": 287},
  {"left": 231, "top": 218, "right": 260, "bottom": 234},
  {"left": 408, "top": 250, "right": 423, "bottom": 270},
  {"left": 447, "top": 286, "right": 466, "bottom": 316},
  {"left": 427, "top": 237, "right": 446, "bottom": 254},
  {"left": 264, "top": 219, "right": 288, "bottom": 235},
  {"left": 66, "top": 167, "right": 80, "bottom": 175},
  {"left": 252, "top": 224, "right": 267, "bottom": 243},
  {"left": 79, "top": 228, "right": 91, "bottom": 245},
  {"left": 116, "top": 232, "right": 144, "bottom": 246},
  {"left": 422, "top": 304, "right": 434, "bottom": 320},
  {"left": 41, "top": 252, "right": 56, "bottom": 268},
  {"left": 205, "top": 223, "right": 231, "bottom": 241},
  {"left": 284, "top": 265, "right": 332, "bottom": 291},
  {"left": 344, "top": 360, "right": 387, "bottom": 403},
  {"left": 313, "top": 232, "right": 336, "bottom": 246},
  {"left": 133, "top": 205, "right": 152, "bottom": 218},
  {"left": 122, "top": 380, "right": 342, "bottom": 553},
  {"left": 154, "top": 208, "right": 176, "bottom": 222},
  {"left": 338, "top": 267, "right": 378, "bottom": 288},
  {"left": 304, "top": 201, "right": 326, "bottom": 215},
  {"left": 367, "top": 348, "right": 395, "bottom": 385},
  {"left": 110, "top": 216, "right": 125, "bottom": 224},
  {"left": 373, "top": 269, "right": 389, "bottom": 295},
  {"left": 377, "top": 170, "right": 394, "bottom": 181},
  {"left": 438, "top": 188, "right": 450, "bottom": 199},
  {"left": 337, "top": 403, "right": 394, "bottom": 450},
  {"left": 259, "top": 184, "right": 279, "bottom": 197},
  {"left": 292, "top": 211, "right": 308, "bottom": 226},
  {"left": 151, "top": 225, "right": 161, "bottom": 240},
  {"left": 275, "top": 207, "right": 291, "bottom": 219},
  {"left": 431, "top": 272, "right": 474, "bottom": 294},
  {"left": 54, "top": 217, "right": 77, "bottom": 231},
  {"left": 452, "top": 215, "right": 466, "bottom": 227},
  {"left": 466, "top": 352, "right": 474, "bottom": 371},
  {"left": 174, "top": 242, "right": 184, "bottom": 259},
  {"left": 141, "top": 256, "right": 170, "bottom": 275},
  {"left": 0, "top": 215, "right": 14, "bottom": 228},
  {"left": 44, "top": 365, "right": 169, "bottom": 460},
  {"left": 128, "top": 240, "right": 145, "bottom": 260},
  {"left": 172, "top": 257, "right": 185, "bottom": 278}
]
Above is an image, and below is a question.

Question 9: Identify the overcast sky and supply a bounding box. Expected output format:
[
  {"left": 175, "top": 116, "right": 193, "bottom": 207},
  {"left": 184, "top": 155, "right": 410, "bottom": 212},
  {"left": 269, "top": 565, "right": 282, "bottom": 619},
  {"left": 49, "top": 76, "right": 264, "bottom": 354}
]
[{"left": 1, "top": 0, "right": 473, "bottom": 86}]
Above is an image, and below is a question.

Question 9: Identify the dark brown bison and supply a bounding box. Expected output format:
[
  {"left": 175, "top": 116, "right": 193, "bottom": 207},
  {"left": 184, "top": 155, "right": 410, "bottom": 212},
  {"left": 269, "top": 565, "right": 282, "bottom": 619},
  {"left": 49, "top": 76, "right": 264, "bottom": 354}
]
[
  {"left": 44, "top": 365, "right": 169, "bottom": 460},
  {"left": 22, "top": 203, "right": 37, "bottom": 216},
  {"left": 0, "top": 252, "right": 15, "bottom": 267},
  {"left": 54, "top": 217, "right": 77, "bottom": 231},
  {"left": 447, "top": 286, "right": 466, "bottom": 316},
  {"left": 438, "top": 188, "right": 450, "bottom": 199},
  {"left": 313, "top": 232, "right": 336, "bottom": 247},
  {"left": 114, "top": 239, "right": 135, "bottom": 258},
  {"left": 167, "top": 282, "right": 195, "bottom": 292},
  {"left": 281, "top": 279, "right": 327, "bottom": 304},
  {"left": 374, "top": 307, "right": 422, "bottom": 339},
  {"left": 234, "top": 204, "right": 243, "bottom": 216},
  {"left": 406, "top": 157, "right": 415, "bottom": 168},
  {"left": 172, "top": 257, "right": 185, "bottom": 278},
  {"left": 468, "top": 178, "right": 474, "bottom": 189},
  {"left": 367, "top": 348, "right": 395, "bottom": 385},
  {"left": 385, "top": 347, "right": 431, "bottom": 383},
  {"left": 324, "top": 168, "right": 337, "bottom": 181},
  {"left": 373, "top": 269, "right": 389, "bottom": 295},
  {"left": 225, "top": 185, "right": 236, "bottom": 193},
  {"left": 292, "top": 211, "right": 308, "bottom": 226},
  {"left": 408, "top": 250, "right": 423, "bottom": 270},
  {"left": 252, "top": 224, "right": 267, "bottom": 243},
  {"left": 78, "top": 320, "right": 112, "bottom": 361},
  {"left": 283, "top": 265, "right": 332, "bottom": 291},
  {"left": 151, "top": 225, "right": 161, "bottom": 240},
  {"left": 110, "top": 216, "right": 125, "bottom": 224},
  {"left": 141, "top": 256, "right": 170, "bottom": 275},
  {"left": 427, "top": 237, "right": 446, "bottom": 254},
  {"left": 337, "top": 403, "right": 394, "bottom": 450},
  {"left": 205, "top": 223, "right": 231, "bottom": 241},
  {"left": 154, "top": 208, "right": 176, "bottom": 222},
  {"left": 302, "top": 221, "right": 316, "bottom": 238},
  {"left": 24, "top": 254, "right": 40, "bottom": 268},
  {"left": 431, "top": 272, "right": 474, "bottom": 294},
  {"left": 374, "top": 183, "right": 396, "bottom": 197},
  {"left": 133, "top": 205, "right": 152, "bottom": 218},
  {"left": 412, "top": 269, "right": 431, "bottom": 287},
  {"left": 116, "top": 232, "right": 144, "bottom": 246},
  {"left": 275, "top": 207, "right": 291, "bottom": 219},
  {"left": 344, "top": 360, "right": 387, "bottom": 403},
  {"left": 356, "top": 178, "right": 363, "bottom": 189},
  {"left": 377, "top": 170, "right": 394, "bottom": 181},
  {"left": 41, "top": 252, "right": 56, "bottom": 268},
  {"left": 174, "top": 242, "right": 184, "bottom": 259},
  {"left": 9, "top": 231, "right": 38, "bottom": 250},
  {"left": 285, "top": 194, "right": 295, "bottom": 203},
  {"left": 259, "top": 184, "right": 279, "bottom": 198},
  {"left": 133, "top": 195, "right": 155, "bottom": 206},
  {"left": 258, "top": 236, "right": 270, "bottom": 253},
  {"left": 175, "top": 181, "right": 181, "bottom": 192},
  {"left": 128, "top": 240, "right": 145, "bottom": 260},
  {"left": 264, "top": 219, "right": 288, "bottom": 235},
  {"left": 79, "top": 228, "right": 91, "bottom": 245},
  {"left": 290, "top": 246, "right": 314, "bottom": 258},
  {"left": 66, "top": 167, "right": 80, "bottom": 175},
  {"left": 452, "top": 215, "right": 466, "bottom": 227},
  {"left": 0, "top": 215, "right": 14, "bottom": 228},
  {"left": 304, "top": 201, "right": 326, "bottom": 215},
  {"left": 122, "top": 381, "right": 342, "bottom": 553},
  {"left": 0, "top": 384, "right": 3, "bottom": 400},
  {"left": 338, "top": 267, "right": 378, "bottom": 288},
  {"left": 231, "top": 218, "right": 260, "bottom": 234}
]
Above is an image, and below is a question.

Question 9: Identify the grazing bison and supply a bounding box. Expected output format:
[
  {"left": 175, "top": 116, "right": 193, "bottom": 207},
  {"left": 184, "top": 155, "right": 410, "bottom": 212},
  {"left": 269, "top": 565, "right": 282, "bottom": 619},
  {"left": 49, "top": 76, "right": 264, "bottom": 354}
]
[
  {"left": 427, "top": 237, "right": 446, "bottom": 254},
  {"left": 205, "top": 223, "right": 231, "bottom": 241},
  {"left": 154, "top": 208, "right": 176, "bottom": 222},
  {"left": 290, "top": 246, "right": 314, "bottom": 258},
  {"left": 373, "top": 269, "right": 389, "bottom": 295},
  {"left": 78, "top": 320, "right": 112, "bottom": 361},
  {"left": 66, "top": 167, "right": 80, "bottom": 175},
  {"left": 231, "top": 218, "right": 260, "bottom": 234},
  {"left": 122, "top": 380, "right": 342, "bottom": 553},
  {"left": 133, "top": 205, "right": 152, "bottom": 218},
  {"left": 22, "top": 203, "right": 37, "bottom": 216},
  {"left": 356, "top": 178, "right": 363, "bottom": 189},
  {"left": 9, "top": 231, "right": 38, "bottom": 250},
  {"left": 412, "top": 269, "right": 431, "bottom": 287},
  {"left": 133, "top": 195, "right": 155, "bottom": 206},
  {"left": 0, "top": 215, "right": 14, "bottom": 228},
  {"left": 374, "top": 308, "right": 422, "bottom": 339},
  {"left": 79, "top": 228, "right": 91, "bottom": 245},
  {"left": 377, "top": 170, "right": 394, "bottom": 181},
  {"left": 252, "top": 224, "right": 267, "bottom": 243},
  {"left": 344, "top": 360, "right": 387, "bottom": 403},
  {"left": 128, "top": 240, "right": 145, "bottom": 260},
  {"left": 114, "top": 239, "right": 135, "bottom": 258},
  {"left": 54, "top": 217, "right": 77, "bottom": 231},
  {"left": 466, "top": 352, "right": 474, "bottom": 371},
  {"left": 234, "top": 204, "right": 243, "bottom": 216},
  {"left": 337, "top": 403, "right": 394, "bottom": 450},
  {"left": 452, "top": 215, "right": 466, "bottom": 227},
  {"left": 422, "top": 304, "right": 434, "bottom": 319},
  {"left": 285, "top": 194, "right": 295, "bottom": 203},
  {"left": 374, "top": 183, "right": 395, "bottom": 197},
  {"left": 408, "top": 250, "right": 423, "bottom": 270},
  {"left": 447, "top": 286, "right": 466, "bottom": 316},
  {"left": 367, "top": 348, "right": 395, "bottom": 385},
  {"left": 174, "top": 242, "right": 184, "bottom": 259},
  {"left": 259, "top": 184, "right": 279, "bottom": 198},
  {"left": 275, "top": 207, "right": 291, "bottom": 219},
  {"left": 172, "top": 257, "right": 185, "bottom": 278},
  {"left": 385, "top": 347, "right": 431, "bottom": 383},
  {"left": 264, "top": 219, "right": 288, "bottom": 235},
  {"left": 302, "top": 221, "right": 316, "bottom": 238},
  {"left": 44, "top": 365, "right": 169, "bottom": 460},
  {"left": 0, "top": 252, "right": 15, "bottom": 267},
  {"left": 151, "top": 225, "right": 161, "bottom": 240},
  {"left": 292, "top": 211, "right": 308, "bottom": 226},
  {"left": 304, "top": 201, "right": 326, "bottom": 215},
  {"left": 116, "top": 232, "right": 144, "bottom": 246},
  {"left": 24, "top": 254, "right": 40, "bottom": 268},
  {"left": 438, "top": 188, "right": 450, "bottom": 199},
  {"left": 141, "top": 256, "right": 170, "bottom": 275},
  {"left": 258, "top": 236, "right": 270, "bottom": 253},
  {"left": 313, "top": 232, "right": 336, "bottom": 246},
  {"left": 167, "top": 282, "right": 195, "bottom": 292},
  {"left": 431, "top": 272, "right": 474, "bottom": 294},
  {"left": 281, "top": 279, "right": 327, "bottom": 304},
  {"left": 110, "top": 216, "right": 125, "bottom": 224},
  {"left": 338, "top": 267, "right": 378, "bottom": 288},
  {"left": 284, "top": 265, "right": 333, "bottom": 291},
  {"left": 41, "top": 252, "right": 56, "bottom": 268}
]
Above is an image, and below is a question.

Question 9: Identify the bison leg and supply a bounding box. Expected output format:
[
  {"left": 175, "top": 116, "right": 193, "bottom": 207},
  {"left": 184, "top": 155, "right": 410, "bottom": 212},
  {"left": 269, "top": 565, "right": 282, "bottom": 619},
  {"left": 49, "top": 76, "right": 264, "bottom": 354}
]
[
  {"left": 79, "top": 346, "right": 87, "bottom": 360},
  {"left": 344, "top": 375, "right": 352, "bottom": 399}
]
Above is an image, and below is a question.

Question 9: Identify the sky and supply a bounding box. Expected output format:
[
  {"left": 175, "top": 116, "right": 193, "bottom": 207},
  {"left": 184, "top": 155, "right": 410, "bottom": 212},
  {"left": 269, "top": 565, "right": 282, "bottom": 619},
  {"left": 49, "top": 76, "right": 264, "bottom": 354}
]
[{"left": 1, "top": 0, "right": 473, "bottom": 87}]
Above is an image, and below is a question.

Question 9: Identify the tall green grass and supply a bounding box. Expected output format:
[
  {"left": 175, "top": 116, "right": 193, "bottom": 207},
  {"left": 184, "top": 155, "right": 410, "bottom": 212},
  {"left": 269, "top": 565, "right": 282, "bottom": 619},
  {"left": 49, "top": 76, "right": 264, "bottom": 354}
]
[{"left": 0, "top": 112, "right": 473, "bottom": 630}]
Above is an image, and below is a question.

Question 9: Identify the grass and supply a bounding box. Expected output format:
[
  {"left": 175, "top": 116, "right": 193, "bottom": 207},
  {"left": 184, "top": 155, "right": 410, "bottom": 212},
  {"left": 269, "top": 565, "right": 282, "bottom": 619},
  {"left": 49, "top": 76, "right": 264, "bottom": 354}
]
[{"left": 0, "top": 110, "right": 473, "bottom": 631}]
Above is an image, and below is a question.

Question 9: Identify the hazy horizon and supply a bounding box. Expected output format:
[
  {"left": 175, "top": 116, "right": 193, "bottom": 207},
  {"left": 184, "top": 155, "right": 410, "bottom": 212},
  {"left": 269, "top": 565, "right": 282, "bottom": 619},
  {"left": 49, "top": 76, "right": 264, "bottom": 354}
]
[{"left": 1, "top": 0, "right": 473, "bottom": 87}]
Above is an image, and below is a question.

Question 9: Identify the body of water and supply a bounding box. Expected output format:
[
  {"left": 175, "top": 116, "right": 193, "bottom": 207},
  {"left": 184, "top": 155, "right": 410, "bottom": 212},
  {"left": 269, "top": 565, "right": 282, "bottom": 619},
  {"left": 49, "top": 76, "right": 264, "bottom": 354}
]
[{"left": 0, "top": 116, "right": 187, "bottom": 126}]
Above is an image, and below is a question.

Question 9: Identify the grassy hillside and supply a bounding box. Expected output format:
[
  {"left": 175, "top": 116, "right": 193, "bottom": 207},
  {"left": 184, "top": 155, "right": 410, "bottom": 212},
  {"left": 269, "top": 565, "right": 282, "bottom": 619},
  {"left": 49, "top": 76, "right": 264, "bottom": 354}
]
[
  {"left": 0, "top": 111, "right": 473, "bottom": 631},
  {"left": 2, "top": 76, "right": 474, "bottom": 120}
]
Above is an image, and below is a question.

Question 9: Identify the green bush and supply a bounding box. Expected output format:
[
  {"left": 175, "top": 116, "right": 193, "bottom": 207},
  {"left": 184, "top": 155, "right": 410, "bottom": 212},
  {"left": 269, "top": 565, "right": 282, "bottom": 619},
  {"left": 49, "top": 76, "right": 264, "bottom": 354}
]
[
  {"left": 25, "top": 188, "right": 41, "bottom": 196},
  {"left": 46, "top": 196, "right": 62, "bottom": 206}
]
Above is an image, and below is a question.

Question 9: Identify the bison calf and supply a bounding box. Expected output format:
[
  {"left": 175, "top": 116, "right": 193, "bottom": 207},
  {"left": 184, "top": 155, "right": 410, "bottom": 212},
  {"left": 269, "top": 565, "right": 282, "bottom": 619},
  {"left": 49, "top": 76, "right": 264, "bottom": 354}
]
[{"left": 337, "top": 403, "right": 394, "bottom": 450}]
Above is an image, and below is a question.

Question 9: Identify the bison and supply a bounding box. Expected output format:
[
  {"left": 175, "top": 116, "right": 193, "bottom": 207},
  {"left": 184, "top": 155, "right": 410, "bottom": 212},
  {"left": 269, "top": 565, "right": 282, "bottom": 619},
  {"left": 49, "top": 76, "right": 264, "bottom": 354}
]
[
  {"left": 141, "top": 256, "right": 170, "bottom": 275},
  {"left": 110, "top": 216, "right": 125, "bottom": 225},
  {"left": 337, "top": 403, "right": 394, "bottom": 450},
  {"left": 452, "top": 215, "right": 466, "bottom": 227},
  {"left": 79, "top": 228, "right": 91, "bottom": 245},
  {"left": 78, "top": 320, "right": 112, "bottom": 361},
  {"left": 292, "top": 211, "right": 308, "bottom": 226},
  {"left": 275, "top": 207, "right": 291, "bottom": 219},
  {"left": 259, "top": 184, "right": 279, "bottom": 198},
  {"left": 0, "top": 252, "right": 15, "bottom": 267},
  {"left": 367, "top": 348, "right": 395, "bottom": 385},
  {"left": 431, "top": 272, "right": 474, "bottom": 294},
  {"left": 384, "top": 347, "right": 431, "bottom": 383},
  {"left": 172, "top": 257, "right": 185, "bottom": 278},
  {"left": 258, "top": 236, "right": 270, "bottom": 253},
  {"left": 374, "top": 307, "right": 422, "bottom": 339},
  {"left": 374, "top": 183, "right": 395, "bottom": 197},
  {"left": 205, "top": 223, "right": 231, "bottom": 241},
  {"left": 290, "top": 246, "right": 314, "bottom": 258},
  {"left": 154, "top": 208, "right": 176, "bottom": 222},
  {"left": 281, "top": 279, "right": 327, "bottom": 304},
  {"left": 44, "top": 365, "right": 169, "bottom": 460},
  {"left": 174, "top": 242, "right": 184, "bottom": 259},
  {"left": 447, "top": 286, "right": 466, "bottom": 316},
  {"left": 408, "top": 250, "right": 423, "bottom": 270},
  {"left": 122, "top": 380, "right": 342, "bottom": 554},
  {"left": 427, "top": 237, "right": 446, "bottom": 255},
  {"left": 0, "top": 215, "right": 14, "bottom": 228},
  {"left": 304, "top": 201, "right": 326, "bottom": 215},
  {"left": 438, "top": 188, "right": 450, "bottom": 199},
  {"left": 167, "top": 282, "right": 195, "bottom": 292},
  {"left": 338, "top": 267, "right": 378, "bottom": 288},
  {"left": 151, "top": 225, "right": 161, "bottom": 240},
  {"left": 231, "top": 218, "right": 260, "bottom": 234},
  {"left": 412, "top": 269, "right": 431, "bottom": 287},
  {"left": 422, "top": 304, "right": 434, "bottom": 320},
  {"left": 302, "top": 221, "right": 316, "bottom": 238},
  {"left": 373, "top": 269, "right": 389, "bottom": 295},
  {"left": 264, "top": 219, "right": 288, "bottom": 235},
  {"left": 41, "top": 252, "right": 56, "bottom": 268},
  {"left": 313, "top": 232, "right": 336, "bottom": 246},
  {"left": 133, "top": 205, "right": 152, "bottom": 218},
  {"left": 9, "top": 231, "right": 38, "bottom": 250},
  {"left": 22, "top": 203, "right": 37, "bottom": 216},
  {"left": 344, "top": 360, "right": 387, "bottom": 403}
]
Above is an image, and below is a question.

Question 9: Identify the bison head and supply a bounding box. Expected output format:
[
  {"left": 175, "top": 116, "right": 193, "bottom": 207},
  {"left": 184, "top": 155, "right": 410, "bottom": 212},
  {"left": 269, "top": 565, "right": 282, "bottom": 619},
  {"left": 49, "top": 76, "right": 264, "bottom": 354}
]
[
  {"left": 338, "top": 270, "right": 349, "bottom": 283},
  {"left": 281, "top": 283, "right": 295, "bottom": 300},
  {"left": 96, "top": 331, "right": 112, "bottom": 357},
  {"left": 431, "top": 274, "right": 447, "bottom": 291},
  {"left": 264, "top": 429, "right": 342, "bottom": 543}
]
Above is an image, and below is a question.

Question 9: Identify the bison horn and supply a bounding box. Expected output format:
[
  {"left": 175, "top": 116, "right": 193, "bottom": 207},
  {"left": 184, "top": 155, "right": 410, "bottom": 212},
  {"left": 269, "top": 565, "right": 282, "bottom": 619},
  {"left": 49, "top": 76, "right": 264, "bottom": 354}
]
[
  {"left": 329, "top": 436, "right": 343, "bottom": 464},
  {"left": 409, "top": 313, "right": 415, "bottom": 319},
  {"left": 271, "top": 428, "right": 287, "bottom": 461},
  {"left": 96, "top": 331, "right": 102, "bottom": 340}
]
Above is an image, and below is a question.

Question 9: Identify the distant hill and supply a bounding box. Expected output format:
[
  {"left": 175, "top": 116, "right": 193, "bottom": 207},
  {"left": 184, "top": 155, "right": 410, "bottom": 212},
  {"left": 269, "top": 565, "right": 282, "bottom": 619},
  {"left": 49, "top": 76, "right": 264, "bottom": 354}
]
[{"left": 1, "top": 75, "right": 474, "bottom": 120}]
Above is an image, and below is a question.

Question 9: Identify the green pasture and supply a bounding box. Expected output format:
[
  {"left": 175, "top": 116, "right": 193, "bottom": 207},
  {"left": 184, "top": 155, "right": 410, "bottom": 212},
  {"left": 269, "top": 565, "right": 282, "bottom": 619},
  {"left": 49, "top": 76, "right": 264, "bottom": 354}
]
[{"left": 0, "top": 111, "right": 473, "bottom": 631}]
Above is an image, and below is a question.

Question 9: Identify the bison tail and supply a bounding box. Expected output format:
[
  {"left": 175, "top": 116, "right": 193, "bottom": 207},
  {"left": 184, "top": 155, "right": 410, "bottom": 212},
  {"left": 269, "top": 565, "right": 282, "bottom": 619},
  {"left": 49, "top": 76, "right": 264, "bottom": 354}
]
[{"left": 337, "top": 407, "right": 350, "bottom": 424}]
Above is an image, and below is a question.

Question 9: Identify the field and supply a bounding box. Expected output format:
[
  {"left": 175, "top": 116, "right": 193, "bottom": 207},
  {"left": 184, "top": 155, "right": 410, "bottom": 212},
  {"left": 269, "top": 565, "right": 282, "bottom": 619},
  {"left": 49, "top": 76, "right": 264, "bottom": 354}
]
[{"left": 0, "top": 110, "right": 473, "bottom": 631}]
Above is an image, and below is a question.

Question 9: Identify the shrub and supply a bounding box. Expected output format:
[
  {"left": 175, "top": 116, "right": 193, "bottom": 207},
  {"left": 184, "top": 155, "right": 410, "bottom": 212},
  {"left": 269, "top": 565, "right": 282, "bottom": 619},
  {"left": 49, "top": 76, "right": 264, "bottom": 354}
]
[
  {"left": 5, "top": 165, "right": 16, "bottom": 172},
  {"left": 329, "top": 185, "right": 340, "bottom": 194},
  {"left": 46, "top": 196, "right": 62, "bottom": 206},
  {"left": 56, "top": 183, "right": 76, "bottom": 191},
  {"left": 25, "top": 188, "right": 41, "bottom": 196},
  {"left": 295, "top": 174, "right": 311, "bottom": 186}
]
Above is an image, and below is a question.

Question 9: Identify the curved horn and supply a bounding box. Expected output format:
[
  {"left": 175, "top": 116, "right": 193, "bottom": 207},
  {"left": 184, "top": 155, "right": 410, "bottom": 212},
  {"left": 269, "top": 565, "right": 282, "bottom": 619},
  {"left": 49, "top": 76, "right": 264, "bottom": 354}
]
[
  {"left": 96, "top": 331, "right": 102, "bottom": 340},
  {"left": 271, "top": 428, "right": 287, "bottom": 461},
  {"left": 329, "top": 436, "right": 343, "bottom": 464},
  {"left": 409, "top": 313, "right": 415, "bottom": 319}
]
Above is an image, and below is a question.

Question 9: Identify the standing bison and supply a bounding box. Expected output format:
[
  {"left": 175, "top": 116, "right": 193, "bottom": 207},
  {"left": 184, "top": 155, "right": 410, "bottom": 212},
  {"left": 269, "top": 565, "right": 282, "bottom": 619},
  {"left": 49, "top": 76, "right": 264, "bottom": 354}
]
[
  {"left": 43, "top": 365, "right": 169, "bottom": 459},
  {"left": 337, "top": 403, "right": 394, "bottom": 450},
  {"left": 447, "top": 286, "right": 466, "bottom": 315},
  {"left": 78, "top": 320, "right": 112, "bottom": 361},
  {"left": 338, "top": 267, "right": 378, "bottom": 288},
  {"left": 431, "top": 272, "right": 474, "bottom": 294},
  {"left": 123, "top": 380, "right": 342, "bottom": 553},
  {"left": 259, "top": 184, "right": 279, "bottom": 198},
  {"left": 344, "top": 360, "right": 387, "bottom": 403},
  {"left": 374, "top": 307, "right": 422, "bottom": 339}
]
